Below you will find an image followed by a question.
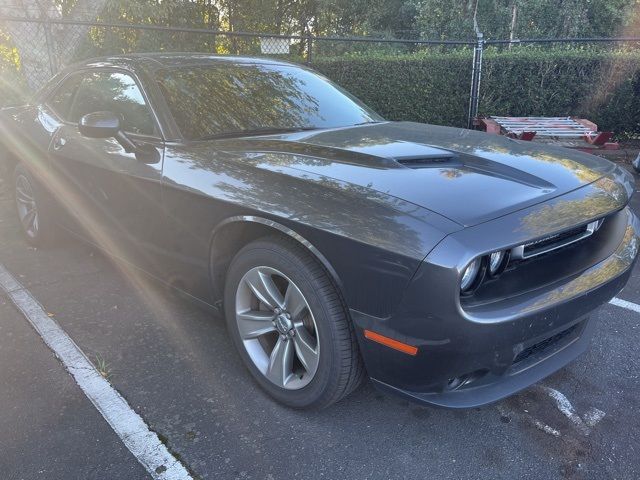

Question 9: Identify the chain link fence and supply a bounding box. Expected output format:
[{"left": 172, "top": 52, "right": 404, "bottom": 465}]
[
  {"left": 2, "top": 14, "right": 640, "bottom": 135},
  {"left": 0, "top": 16, "right": 473, "bottom": 86},
  {"left": 0, "top": 15, "right": 476, "bottom": 122}
]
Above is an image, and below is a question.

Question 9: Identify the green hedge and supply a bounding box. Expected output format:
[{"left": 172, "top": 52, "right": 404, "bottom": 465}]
[
  {"left": 314, "top": 50, "right": 473, "bottom": 128},
  {"left": 313, "top": 49, "right": 640, "bottom": 137}
]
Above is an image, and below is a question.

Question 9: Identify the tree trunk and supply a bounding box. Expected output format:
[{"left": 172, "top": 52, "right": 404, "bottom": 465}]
[
  {"left": 0, "top": 0, "right": 107, "bottom": 91},
  {"left": 508, "top": 2, "right": 517, "bottom": 49},
  {"left": 275, "top": 0, "right": 284, "bottom": 34}
]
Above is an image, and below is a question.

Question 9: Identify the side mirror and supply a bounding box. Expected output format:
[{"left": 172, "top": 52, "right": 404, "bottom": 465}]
[
  {"left": 79, "top": 111, "right": 120, "bottom": 138},
  {"left": 78, "top": 111, "right": 137, "bottom": 153}
]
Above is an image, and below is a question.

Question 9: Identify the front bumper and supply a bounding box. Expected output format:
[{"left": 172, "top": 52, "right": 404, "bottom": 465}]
[{"left": 352, "top": 206, "right": 639, "bottom": 408}]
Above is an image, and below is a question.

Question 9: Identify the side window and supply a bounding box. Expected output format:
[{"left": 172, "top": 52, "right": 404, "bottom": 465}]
[
  {"left": 69, "top": 71, "right": 156, "bottom": 136},
  {"left": 48, "top": 74, "right": 82, "bottom": 121}
]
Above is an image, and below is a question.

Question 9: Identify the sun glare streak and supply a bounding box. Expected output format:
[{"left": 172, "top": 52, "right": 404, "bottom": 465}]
[
  {"left": 0, "top": 72, "right": 27, "bottom": 106},
  {"left": 0, "top": 119, "right": 218, "bottom": 373}
]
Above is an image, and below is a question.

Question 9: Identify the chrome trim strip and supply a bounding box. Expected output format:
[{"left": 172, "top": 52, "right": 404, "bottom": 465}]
[{"left": 511, "top": 219, "right": 603, "bottom": 260}]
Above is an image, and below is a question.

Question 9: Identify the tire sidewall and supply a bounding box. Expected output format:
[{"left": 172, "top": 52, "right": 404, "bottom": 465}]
[{"left": 224, "top": 239, "right": 343, "bottom": 408}]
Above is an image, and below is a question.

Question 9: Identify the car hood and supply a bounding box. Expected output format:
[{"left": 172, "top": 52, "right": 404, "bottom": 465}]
[{"left": 215, "top": 121, "right": 633, "bottom": 227}]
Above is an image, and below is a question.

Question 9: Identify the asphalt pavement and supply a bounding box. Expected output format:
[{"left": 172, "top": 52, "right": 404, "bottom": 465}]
[{"left": 0, "top": 168, "right": 639, "bottom": 480}]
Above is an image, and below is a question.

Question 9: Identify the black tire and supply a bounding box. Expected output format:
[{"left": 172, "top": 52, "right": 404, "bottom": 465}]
[
  {"left": 13, "top": 163, "right": 56, "bottom": 247},
  {"left": 224, "top": 235, "right": 365, "bottom": 409}
]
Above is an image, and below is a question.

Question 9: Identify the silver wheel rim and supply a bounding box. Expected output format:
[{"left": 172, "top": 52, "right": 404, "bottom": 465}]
[
  {"left": 235, "top": 266, "right": 320, "bottom": 390},
  {"left": 15, "top": 174, "right": 39, "bottom": 239}
]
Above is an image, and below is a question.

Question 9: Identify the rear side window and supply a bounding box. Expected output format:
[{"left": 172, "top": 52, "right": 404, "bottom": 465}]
[
  {"left": 48, "top": 74, "right": 82, "bottom": 121},
  {"left": 69, "top": 71, "right": 156, "bottom": 136}
]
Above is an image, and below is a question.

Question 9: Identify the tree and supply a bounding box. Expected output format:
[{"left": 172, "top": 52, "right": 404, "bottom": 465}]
[
  {"left": 2, "top": 0, "right": 640, "bottom": 95},
  {"left": 412, "top": 0, "right": 639, "bottom": 40}
]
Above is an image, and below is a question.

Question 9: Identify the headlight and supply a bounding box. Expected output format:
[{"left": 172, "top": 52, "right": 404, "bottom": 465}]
[
  {"left": 488, "top": 250, "right": 508, "bottom": 276},
  {"left": 460, "top": 258, "right": 482, "bottom": 292}
]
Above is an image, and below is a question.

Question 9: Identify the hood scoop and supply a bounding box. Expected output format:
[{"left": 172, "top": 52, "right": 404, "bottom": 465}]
[
  {"left": 346, "top": 140, "right": 458, "bottom": 169},
  {"left": 396, "top": 154, "right": 458, "bottom": 169}
]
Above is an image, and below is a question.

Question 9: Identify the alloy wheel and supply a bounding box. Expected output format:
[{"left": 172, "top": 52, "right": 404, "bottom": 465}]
[{"left": 235, "top": 266, "right": 320, "bottom": 390}]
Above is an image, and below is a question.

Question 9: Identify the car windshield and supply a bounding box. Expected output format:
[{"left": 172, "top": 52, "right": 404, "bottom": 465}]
[{"left": 155, "top": 63, "right": 383, "bottom": 140}]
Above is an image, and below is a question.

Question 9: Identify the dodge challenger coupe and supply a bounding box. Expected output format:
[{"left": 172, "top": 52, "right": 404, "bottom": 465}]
[{"left": 0, "top": 54, "right": 638, "bottom": 409}]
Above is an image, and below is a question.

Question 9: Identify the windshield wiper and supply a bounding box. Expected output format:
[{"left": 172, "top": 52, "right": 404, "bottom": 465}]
[{"left": 197, "top": 126, "right": 319, "bottom": 141}]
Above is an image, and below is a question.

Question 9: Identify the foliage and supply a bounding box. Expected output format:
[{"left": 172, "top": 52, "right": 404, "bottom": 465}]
[
  {"left": 413, "top": 0, "right": 640, "bottom": 40},
  {"left": 314, "top": 50, "right": 474, "bottom": 127},
  {"left": 314, "top": 48, "right": 640, "bottom": 137},
  {"left": 57, "top": 0, "right": 422, "bottom": 60},
  {"left": 55, "top": 0, "right": 640, "bottom": 40},
  {"left": 60, "top": 0, "right": 421, "bottom": 37},
  {"left": 0, "top": 29, "right": 28, "bottom": 107},
  {"left": 480, "top": 48, "right": 640, "bottom": 136}
]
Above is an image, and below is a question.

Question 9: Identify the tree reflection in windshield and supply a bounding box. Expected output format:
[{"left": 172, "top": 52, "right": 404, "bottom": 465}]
[{"left": 156, "top": 63, "right": 382, "bottom": 140}]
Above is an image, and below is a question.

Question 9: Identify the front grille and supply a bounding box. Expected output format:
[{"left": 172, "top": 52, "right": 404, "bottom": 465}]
[
  {"left": 513, "top": 322, "right": 581, "bottom": 365},
  {"left": 524, "top": 225, "right": 588, "bottom": 256},
  {"left": 512, "top": 218, "right": 604, "bottom": 260}
]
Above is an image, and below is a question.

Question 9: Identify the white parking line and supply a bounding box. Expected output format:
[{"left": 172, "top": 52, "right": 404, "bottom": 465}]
[
  {"left": 534, "top": 420, "right": 561, "bottom": 437},
  {"left": 0, "top": 264, "right": 193, "bottom": 480},
  {"left": 541, "top": 386, "right": 591, "bottom": 435},
  {"left": 609, "top": 297, "right": 640, "bottom": 314}
]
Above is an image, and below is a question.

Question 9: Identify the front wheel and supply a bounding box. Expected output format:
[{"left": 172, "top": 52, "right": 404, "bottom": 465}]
[
  {"left": 13, "top": 163, "right": 56, "bottom": 247},
  {"left": 224, "top": 236, "right": 365, "bottom": 409}
]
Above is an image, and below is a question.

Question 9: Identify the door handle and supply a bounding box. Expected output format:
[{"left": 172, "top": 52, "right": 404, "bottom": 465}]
[{"left": 53, "top": 137, "right": 67, "bottom": 151}]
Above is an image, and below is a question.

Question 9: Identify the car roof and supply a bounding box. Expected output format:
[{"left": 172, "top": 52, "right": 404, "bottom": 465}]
[
  {"left": 38, "top": 53, "right": 305, "bottom": 102},
  {"left": 72, "top": 52, "right": 302, "bottom": 73}
]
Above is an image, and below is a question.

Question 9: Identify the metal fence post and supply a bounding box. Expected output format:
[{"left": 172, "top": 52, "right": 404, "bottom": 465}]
[
  {"left": 307, "top": 35, "right": 313, "bottom": 64},
  {"left": 467, "top": 31, "right": 484, "bottom": 129},
  {"left": 42, "top": 16, "right": 58, "bottom": 76}
]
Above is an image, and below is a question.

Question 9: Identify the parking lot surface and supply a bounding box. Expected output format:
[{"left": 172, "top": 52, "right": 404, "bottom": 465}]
[{"left": 0, "top": 169, "right": 639, "bottom": 480}]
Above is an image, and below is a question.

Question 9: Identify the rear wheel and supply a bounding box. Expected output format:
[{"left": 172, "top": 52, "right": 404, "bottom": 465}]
[
  {"left": 13, "top": 164, "right": 56, "bottom": 247},
  {"left": 224, "top": 236, "right": 364, "bottom": 409}
]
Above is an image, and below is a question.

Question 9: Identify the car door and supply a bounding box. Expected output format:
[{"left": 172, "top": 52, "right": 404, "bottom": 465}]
[
  {"left": 48, "top": 69, "right": 166, "bottom": 275},
  {"left": 0, "top": 72, "right": 81, "bottom": 202}
]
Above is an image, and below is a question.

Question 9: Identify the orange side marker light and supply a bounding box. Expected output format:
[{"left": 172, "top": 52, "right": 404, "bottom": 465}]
[{"left": 364, "top": 330, "right": 418, "bottom": 356}]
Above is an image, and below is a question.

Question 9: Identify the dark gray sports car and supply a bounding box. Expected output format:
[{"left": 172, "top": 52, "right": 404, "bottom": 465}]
[{"left": 1, "top": 54, "right": 637, "bottom": 409}]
